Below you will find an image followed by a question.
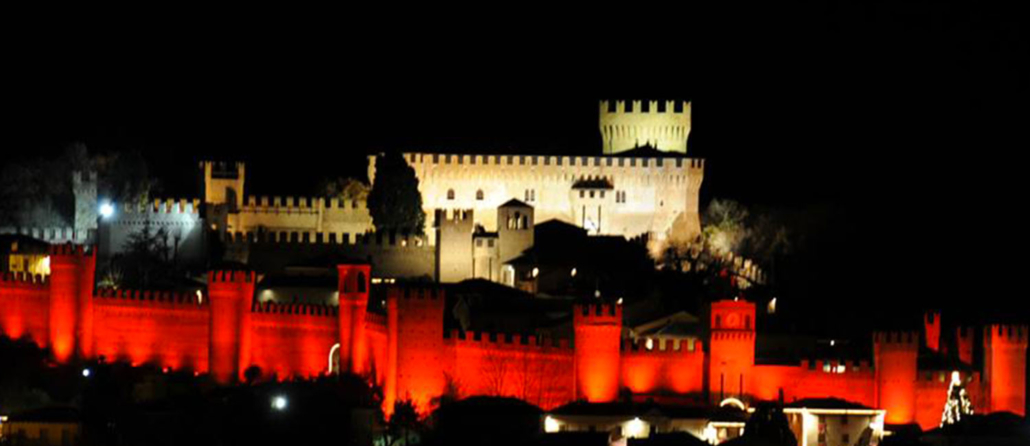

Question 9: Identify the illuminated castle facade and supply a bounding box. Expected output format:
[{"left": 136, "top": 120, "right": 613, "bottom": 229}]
[{"left": 0, "top": 247, "right": 1025, "bottom": 430}]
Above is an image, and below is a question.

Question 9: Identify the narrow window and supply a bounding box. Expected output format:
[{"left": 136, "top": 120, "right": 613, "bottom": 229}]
[
  {"left": 357, "top": 272, "right": 367, "bottom": 293},
  {"left": 447, "top": 189, "right": 455, "bottom": 200},
  {"left": 476, "top": 189, "right": 484, "bottom": 200}
]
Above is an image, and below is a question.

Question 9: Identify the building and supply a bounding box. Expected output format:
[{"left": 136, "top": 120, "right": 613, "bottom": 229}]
[
  {"left": 0, "top": 248, "right": 1024, "bottom": 436},
  {"left": 0, "top": 406, "right": 81, "bottom": 446}
]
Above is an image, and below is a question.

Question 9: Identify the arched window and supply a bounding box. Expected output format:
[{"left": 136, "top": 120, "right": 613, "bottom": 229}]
[
  {"left": 476, "top": 189, "right": 484, "bottom": 200},
  {"left": 357, "top": 272, "right": 366, "bottom": 293},
  {"left": 447, "top": 189, "right": 455, "bottom": 200}
]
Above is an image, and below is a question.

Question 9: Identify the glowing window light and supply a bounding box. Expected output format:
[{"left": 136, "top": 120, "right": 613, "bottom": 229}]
[
  {"left": 624, "top": 417, "right": 646, "bottom": 438},
  {"left": 767, "top": 297, "right": 777, "bottom": 314},
  {"left": 196, "top": 290, "right": 204, "bottom": 304},
  {"left": 645, "top": 338, "right": 654, "bottom": 350},
  {"left": 544, "top": 416, "right": 560, "bottom": 433},
  {"left": 328, "top": 343, "right": 341, "bottom": 374},
  {"left": 532, "top": 267, "right": 539, "bottom": 278},
  {"left": 570, "top": 267, "right": 577, "bottom": 277},
  {"left": 40, "top": 256, "right": 51, "bottom": 275},
  {"left": 719, "top": 397, "right": 747, "bottom": 410}
]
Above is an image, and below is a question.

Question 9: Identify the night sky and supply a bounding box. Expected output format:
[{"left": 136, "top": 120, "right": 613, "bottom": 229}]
[{"left": 5, "top": 4, "right": 1028, "bottom": 333}]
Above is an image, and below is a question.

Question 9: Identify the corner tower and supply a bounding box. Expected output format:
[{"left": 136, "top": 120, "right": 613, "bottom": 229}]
[
  {"left": 984, "top": 324, "right": 1028, "bottom": 416},
  {"left": 600, "top": 100, "right": 691, "bottom": 155},
  {"left": 873, "top": 331, "right": 919, "bottom": 424},
  {"left": 208, "top": 270, "right": 255, "bottom": 384},
  {"left": 48, "top": 244, "right": 96, "bottom": 362},
  {"left": 200, "top": 161, "right": 245, "bottom": 211}
]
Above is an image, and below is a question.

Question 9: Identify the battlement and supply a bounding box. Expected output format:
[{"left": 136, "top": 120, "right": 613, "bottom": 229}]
[
  {"left": 387, "top": 284, "right": 445, "bottom": 301},
  {"left": 241, "top": 196, "right": 366, "bottom": 214},
  {"left": 117, "top": 198, "right": 201, "bottom": 215},
  {"left": 873, "top": 331, "right": 920, "bottom": 347},
  {"left": 957, "top": 326, "right": 974, "bottom": 340},
  {"left": 221, "top": 229, "right": 428, "bottom": 248},
  {"left": 573, "top": 302, "right": 622, "bottom": 325},
  {"left": 72, "top": 170, "right": 97, "bottom": 185},
  {"left": 401, "top": 152, "right": 704, "bottom": 171},
  {"left": 0, "top": 227, "right": 84, "bottom": 244},
  {"left": 202, "top": 161, "right": 244, "bottom": 179},
  {"left": 251, "top": 300, "right": 337, "bottom": 318},
  {"left": 985, "top": 324, "right": 1029, "bottom": 345},
  {"left": 207, "top": 270, "right": 256, "bottom": 284},
  {"left": 710, "top": 331, "right": 756, "bottom": 341},
  {"left": 48, "top": 243, "right": 93, "bottom": 258},
  {"left": 0, "top": 271, "right": 49, "bottom": 287},
  {"left": 600, "top": 100, "right": 691, "bottom": 115},
  {"left": 435, "top": 208, "right": 474, "bottom": 225},
  {"left": 446, "top": 329, "right": 571, "bottom": 350},
  {"left": 623, "top": 337, "right": 701, "bottom": 353},
  {"left": 95, "top": 288, "right": 205, "bottom": 307}
]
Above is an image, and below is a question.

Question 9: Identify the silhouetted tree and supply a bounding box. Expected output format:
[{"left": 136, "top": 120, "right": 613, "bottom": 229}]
[{"left": 367, "top": 152, "right": 425, "bottom": 235}]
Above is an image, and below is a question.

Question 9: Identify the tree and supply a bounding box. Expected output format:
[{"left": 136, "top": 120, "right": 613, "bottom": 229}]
[
  {"left": 320, "top": 177, "right": 369, "bottom": 202},
  {"left": 367, "top": 152, "right": 425, "bottom": 235}
]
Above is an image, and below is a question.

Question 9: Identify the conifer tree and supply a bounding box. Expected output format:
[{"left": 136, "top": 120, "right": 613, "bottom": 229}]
[{"left": 367, "top": 152, "right": 425, "bottom": 235}]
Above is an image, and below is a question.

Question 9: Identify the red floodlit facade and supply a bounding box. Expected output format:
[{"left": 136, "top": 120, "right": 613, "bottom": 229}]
[{"left": 0, "top": 245, "right": 1026, "bottom": 429}]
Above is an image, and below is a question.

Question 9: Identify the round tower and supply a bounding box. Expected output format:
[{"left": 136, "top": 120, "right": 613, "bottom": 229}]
[
  {"left": 338, "top": 263, "right": 371, "bottom": 375},
  {"left": 47, "top": 244, "right": 95, "bottom": 363},
  {"left": 873, "top": 331, "right": 919, "bottom": 424},
  {"left": 573, "top": 302, "right": 622, "bottom": 402},
  {"left": 208, "top": 270, "right": 255, "bottom": 384},
  {"left": 984, "top": 324, "right": 1028, "bottom": 416}
]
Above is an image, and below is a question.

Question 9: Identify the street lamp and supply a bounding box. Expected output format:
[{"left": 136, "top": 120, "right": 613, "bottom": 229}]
[
  {"left": 271, "top": 395, "right": 287, "bottom": 411},
  {"left": 99, "top": 201, "right": 114, "bottom": 219}
]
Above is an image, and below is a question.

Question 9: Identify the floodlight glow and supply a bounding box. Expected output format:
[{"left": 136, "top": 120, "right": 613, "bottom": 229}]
[
  {"left": 99, "top": 202, "right": 114, "bottom": 219},
  {"left": 544, "top": 416, "right": 560, "bottom": 433},
  {"left": 272, "top": 395, "right": 287, "bottom": 411},
  {"left": 625, "top": 417, "right": 646, "bottom": 438},
  {"left": 82, "top": 368, "right": 91, "bottom": 378}
]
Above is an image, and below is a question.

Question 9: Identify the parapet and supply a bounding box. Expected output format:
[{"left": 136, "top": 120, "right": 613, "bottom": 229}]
[
  {"left": 48, "top": 243, "right": 94, "bottom": 259},
  {"left": 95, "top": 288, "right": 205, "bottom": 307},
  {"left": 207, "top": 270, "right": 257, "bottom": 284},
  {"left": 873, "top": 331, "right": 920, "bottom": 349},
  {"left": 222, "top": 229, "right": 428, "bottom": 248},
  {"left": 623, "top": 337, "right": 701, "bottom": 354},
  {"left": 118, "top": 198, "right": 200, "bottom": 215},
  {"left": 446, "top": 329, "right": 571, "bottom": 350},
  {"left": 600, "top": 100, "right": 691, "bottom": 115},
  {"left": 799, "top": 359, "right": 872, "bottom": 375},
  {"left": 240, "top": 195, "right": 365, "bottom": 214},
  {"left": 401, "top": 152, "right": 704, "bottom": 172},
  {"left": 0, "top": 271, "right": 49, "bottom": 288},
  {"left": 985, "top": 324, "right": 1029, "bottom": 346},
  {"left": 573, "top": 302, "right": 622, "bottom": 326},
  {"left": 435, "top": 208, "right": 474, "bottom": 226},
  {"left": 0, "top": 227, "right": 83, "bottom": 244},
  {"left": 251, "top": 300, "right": 337, "bottom": 318}
]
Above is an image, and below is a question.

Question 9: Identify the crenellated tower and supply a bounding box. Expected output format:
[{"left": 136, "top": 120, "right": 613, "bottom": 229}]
[
  {"left": 573, "top": 302, "right": 622, "bottom": 403},
  {"left": 599, "top": 100, "right": 692, "bottom": 155},
  {"left": 47, "top": 244, "right": 96, "bottom": 362},
  {"left": 385, "top": 285, "right": 446, "bottom": 415},
  {"left": 338, "top": 263, "right": 371, "bottom": 375},
  {"left": 208, "top": 270, "right": 255, "bottom": 384},
  {"left": 984, "top": 324, "right": 1028, "bottom": 416},
  {"left": 873, "top": 331, "right": 919, "bottom": 424},
  {"left": 435, "top": 209, "right": 474, "bottom": 283},
  {"left": 707, "top": 299, "right": 756, "bottom": 402},
  {"left": 924, "top": 311, "right": 941, "bottom": 354},
  {"left": 200, "top": 161, "right": 245, "bottom": 211}
]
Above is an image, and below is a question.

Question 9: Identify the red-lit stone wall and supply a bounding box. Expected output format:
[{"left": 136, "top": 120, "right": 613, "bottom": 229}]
[
  {"left": 621, "top": 338, "right": 704, "bottom": 397},
  {"left": 913, "top": 370, "right": 986, "bottom": 430},
  {"left": 386, "top": 285, "right": 445, "bottom": 414},
  {"left": 985, "top": 324, "right": 1028, "bottom": 416},
  {"left": 249, "top": 302, "right": 338, "bottom": 380},
  {"left": 444, "top": 330, "right": 574, "bottom": 410},
  {"left": 92, "top": 289, "right": 209, "bottom": 371},
  {"left": 709, "top": 300, "right": 756, "bottom": 402},
  {"left": 574, "top": 303, "right": 622, "bottom": 403},
  {"left": 874, "top": 331, "right": 919, "bottom": 424},
  {"left": 0, "top": 272, "right": 50, "bottom": 346}
]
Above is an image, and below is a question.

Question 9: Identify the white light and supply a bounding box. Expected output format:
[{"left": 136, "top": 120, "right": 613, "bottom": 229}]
[
  {"left": 570, "top": 268, "right": 577, "bottom": 278},
  {"left": 616, "top": 297, "right": 623, "bottom": 305},
  {"left": 625, "top": 417, "right": 646, "bottom": 438},
  {"left": 196, "top": 290, "right": 203, "bottom": 304},
  {"left": 532, "top": 267, "right": 539, "bottom": 278},
  {"left": 82, "top": 368, "right": 91, "bottom": 377},
  {"left": 767, "top": 297, "right": 777, "bottom": 314},
  {"left": 829, "top": 339, "right": 835, "bottom": 347},
  {"left": 272, "top": 395, "right": 287, "bottom": 411},
  {"left": 99, "top": 202, "right": 114, "bottom": 219},
  {"left": 544, "top": 415, "right": 560, "bottom": 433},
  {"left": 645, "top": 338, "right": 654, "bottom": 350}
]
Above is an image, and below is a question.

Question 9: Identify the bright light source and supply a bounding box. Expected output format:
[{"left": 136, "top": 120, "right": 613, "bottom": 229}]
[
  {"left": 531, "top": 267, "right": 539, "bottom": 278},
  {"left": 616, "top": 297, "right": 623, "bottom": 305},
  {"left": 570, "top": 268, "right": 577, "bottom": 278},
  {"left": 272, "top": 395, "right": 288, "bottom": 411},
  {"left": 768, "top": 297, "right": 777, "bottom": 314},
  {"left": 82, "top": 368, "right": 91, "bottom": 378},
  {"left": 99, "top": 202, "right": 114, "bottom": 219},
  {"left": 196, "top": 290, "right": 203, "bottom": 304},
  {"left": 625, "top": 417, "right": 646, "bottom": 438},
  {"left": 829, "top": 339, "right": 836, "bottom": 347},
  {"left": 544, "top": 415, "right": 560, "bottom": 433},
  {"left": 645, "top": 338, "right": 654, "bottom": 350}
]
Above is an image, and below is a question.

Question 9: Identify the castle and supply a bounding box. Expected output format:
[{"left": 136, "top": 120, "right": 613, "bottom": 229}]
[
  {"left": 0, "top": 100, "right": 1026, "bottom": 437},
  {"left": 0, "top": 248, "right": 1025, "bottom": 432}
]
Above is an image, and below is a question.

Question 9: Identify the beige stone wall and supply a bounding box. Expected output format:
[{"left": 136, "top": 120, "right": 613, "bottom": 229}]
[
  {"left": 226, "top": 196, "right": 373, "bottom": 239},
  {"left": 373, "top": 153, "right": 703, "bottom": 246},
  {"left": 600, "top": 100, "right": 692, "bottom": 154}
]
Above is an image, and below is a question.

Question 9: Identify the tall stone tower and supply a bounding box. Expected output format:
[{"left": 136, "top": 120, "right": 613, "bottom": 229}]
[
  {"left": 72, "top": 171, "right": 98, "bottom": 243},
  {"left": 338, "top": 263, "right": 371, "bottom": 375},
  {"left": 435, "top": 209, "right": 474, "bottom": 283},
  {"left": 200, "top": 161, "right": 245, "bottom": 211},
  {"left": 208, "top": 270, "right": 255, "bottom": 384},
  {"left": 708, "top": 299, "right": 756, "bottom": 402},
  {"left": 497, "top": 199, "right": 534, "bottom": 280},
  {"left": 386, "top": 285, "right": 446, "bottom": 415},
  {"left": 873, "top": 331, "right": 919, "bottom": 424},
  {"left": 573, "top": 302, "right": 622, "bottom": 403},
  {"left": 600, "top": 100, "right": 692, "bottom": 155},
  {"left": 47, "top": 244, "right": 96, "bottom": 362},
  {"left": 984, "top": 324, "right": 1028, "bottom": 416}
]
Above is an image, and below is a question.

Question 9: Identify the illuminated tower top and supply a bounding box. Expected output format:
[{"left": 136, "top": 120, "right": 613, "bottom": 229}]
[{"left": 599, "top": 100, "right": 691, "bottom": 155}]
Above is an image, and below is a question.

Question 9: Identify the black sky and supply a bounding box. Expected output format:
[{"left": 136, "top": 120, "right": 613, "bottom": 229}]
[{"left": 5, "top": 3, "right": 1028, "bottom": 332}]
